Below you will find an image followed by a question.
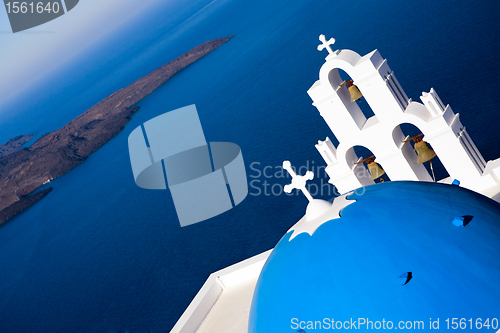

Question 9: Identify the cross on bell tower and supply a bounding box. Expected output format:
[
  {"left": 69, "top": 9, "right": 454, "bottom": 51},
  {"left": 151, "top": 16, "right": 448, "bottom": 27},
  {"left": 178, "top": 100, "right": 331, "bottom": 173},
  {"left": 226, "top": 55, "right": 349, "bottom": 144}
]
[
  {"left": 317, "top": 34, "right": 336, "bottom": 55},
  {"left": 283, "top": 160, "right": 314, "bottom": 202}
]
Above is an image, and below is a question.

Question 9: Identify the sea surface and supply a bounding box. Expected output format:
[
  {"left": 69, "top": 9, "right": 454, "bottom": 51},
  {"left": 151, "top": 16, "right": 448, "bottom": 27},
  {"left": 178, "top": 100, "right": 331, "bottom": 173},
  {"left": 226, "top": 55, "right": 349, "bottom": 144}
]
[{"left": 0, "top": 0, "right": 499, "bottom": 331}]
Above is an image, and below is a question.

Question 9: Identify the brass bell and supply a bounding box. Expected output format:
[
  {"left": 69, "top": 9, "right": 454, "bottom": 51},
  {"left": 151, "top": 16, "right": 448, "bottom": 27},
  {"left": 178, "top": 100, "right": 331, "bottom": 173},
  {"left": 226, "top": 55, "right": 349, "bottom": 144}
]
[
  {"left": 367, "top": 160, "right": 386, "bottom": 180},
  {"left": 355, "top": 155, "right": 386, "bottom": 181},
  {"left": 403, "top": 133, "right": 437, "bottom": 164},
  {"left": 348, "top": 85, "right": 363, "bottom": 102},
  {"left": 403, "top": 134, "right": 438, "bottom": 181},
  {"left": 415, "top": 140, "right": 436, "bottom": 164},
  {"left": 339, "top": 79, "right": 363, "bottom": 102}
]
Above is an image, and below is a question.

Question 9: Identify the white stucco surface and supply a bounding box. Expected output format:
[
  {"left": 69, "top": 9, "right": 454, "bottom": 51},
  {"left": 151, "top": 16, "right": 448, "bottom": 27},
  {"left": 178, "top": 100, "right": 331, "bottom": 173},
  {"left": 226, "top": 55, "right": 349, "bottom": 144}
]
[
  {"left": 170, "top": 250, "right": 271, "bottom": 333},
  {"left": 288, "top": 193, "right": 356, "bottom": 240},
  {"left": 196, "top": 274, "right": 259, "bottom": 333}
]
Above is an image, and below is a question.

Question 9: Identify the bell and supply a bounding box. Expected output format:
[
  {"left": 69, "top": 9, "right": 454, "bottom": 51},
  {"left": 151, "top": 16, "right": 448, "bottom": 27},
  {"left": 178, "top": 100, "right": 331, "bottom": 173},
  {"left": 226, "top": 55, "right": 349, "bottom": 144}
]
[
  {"left": 367, "top": 161, "right": 385, "bottom": 180},
  {"left": 415, "top": 141, "right": 436, "bottom": 163},
  {"left": 348, "top": 85, "right": 363, "bottom": 102}
]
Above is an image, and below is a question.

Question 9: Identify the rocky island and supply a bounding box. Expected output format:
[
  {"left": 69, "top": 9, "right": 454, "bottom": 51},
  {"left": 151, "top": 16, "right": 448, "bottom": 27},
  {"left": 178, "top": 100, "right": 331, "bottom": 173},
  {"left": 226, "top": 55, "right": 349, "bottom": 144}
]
[
  {"left": 0, "top": 134, "right": 35, "bottom": 157},
  {"left": 0, "top": 36, "right": 233, "bottom": 225}
]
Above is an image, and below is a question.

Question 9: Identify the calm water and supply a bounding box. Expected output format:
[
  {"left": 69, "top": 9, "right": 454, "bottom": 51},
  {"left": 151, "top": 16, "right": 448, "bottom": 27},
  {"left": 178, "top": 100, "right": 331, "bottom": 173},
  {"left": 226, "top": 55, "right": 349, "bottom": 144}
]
[{"left": 0, "top": 0, "right": 499, "bottom": 331}]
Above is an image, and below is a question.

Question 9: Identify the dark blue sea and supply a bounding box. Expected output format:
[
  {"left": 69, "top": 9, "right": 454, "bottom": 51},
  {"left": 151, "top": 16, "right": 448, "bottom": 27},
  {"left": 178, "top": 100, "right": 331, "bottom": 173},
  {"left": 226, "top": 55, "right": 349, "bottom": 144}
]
[{"left": 0, "top": 0, "right": 499, "bottom": 331}]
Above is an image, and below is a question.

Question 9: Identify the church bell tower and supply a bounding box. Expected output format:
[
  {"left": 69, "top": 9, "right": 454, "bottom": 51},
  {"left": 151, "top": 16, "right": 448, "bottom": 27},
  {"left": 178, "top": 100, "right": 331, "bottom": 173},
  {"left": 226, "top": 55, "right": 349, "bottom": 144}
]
[{"left": 309, "top": 35, "right": 500, "bottom": 198}]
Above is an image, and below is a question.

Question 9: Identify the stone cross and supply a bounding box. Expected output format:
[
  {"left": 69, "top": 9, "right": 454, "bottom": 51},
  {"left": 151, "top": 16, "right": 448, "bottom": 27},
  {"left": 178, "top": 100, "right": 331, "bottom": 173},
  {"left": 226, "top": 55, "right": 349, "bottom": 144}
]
[
  {"left": 283, "top": 160, "right": 314, "bottom": 202},
  {"left": 317, "top": 34, "right": 336, "bottom": 54}
]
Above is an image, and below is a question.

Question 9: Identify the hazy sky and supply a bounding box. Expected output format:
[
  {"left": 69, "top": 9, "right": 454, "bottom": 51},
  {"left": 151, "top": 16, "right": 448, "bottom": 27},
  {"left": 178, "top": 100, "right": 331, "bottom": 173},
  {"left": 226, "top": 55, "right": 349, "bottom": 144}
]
[{"left": 0, "top": 0, "right": 164, "bottom": 107}]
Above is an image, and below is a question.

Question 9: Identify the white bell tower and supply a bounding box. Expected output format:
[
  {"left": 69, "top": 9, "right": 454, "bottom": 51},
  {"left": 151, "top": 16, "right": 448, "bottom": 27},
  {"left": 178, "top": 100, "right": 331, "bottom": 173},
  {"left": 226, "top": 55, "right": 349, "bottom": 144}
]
[{"left": 309, "top": 35, "right": 500, "bottom": 200}]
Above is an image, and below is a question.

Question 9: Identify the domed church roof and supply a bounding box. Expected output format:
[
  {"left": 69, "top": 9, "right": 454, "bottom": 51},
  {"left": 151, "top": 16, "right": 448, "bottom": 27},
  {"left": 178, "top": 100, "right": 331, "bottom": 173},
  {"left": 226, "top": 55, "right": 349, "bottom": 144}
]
[{"left": 249, "top": 181, "right": 500, "bottom": 332}]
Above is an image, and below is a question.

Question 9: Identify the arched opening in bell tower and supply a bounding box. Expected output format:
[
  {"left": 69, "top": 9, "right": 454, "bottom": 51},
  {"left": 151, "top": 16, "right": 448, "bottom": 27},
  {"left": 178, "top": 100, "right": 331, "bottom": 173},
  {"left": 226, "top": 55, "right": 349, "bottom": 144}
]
[
  {"left": 392, "top": 123, "right": 450, "bottom": 182},
  {"left": 346, "top": 145, "right": 390, "bottom": 185},
  {"left": 327, "top": 68, "right": 376, "bottom": 129}
]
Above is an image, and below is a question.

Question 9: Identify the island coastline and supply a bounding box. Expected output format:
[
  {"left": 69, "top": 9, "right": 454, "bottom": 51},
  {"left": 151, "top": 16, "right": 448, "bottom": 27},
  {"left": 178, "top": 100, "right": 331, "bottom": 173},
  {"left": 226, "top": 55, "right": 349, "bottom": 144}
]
[
  {"left": 0, "top": 36, "right": 233, "bottom": 225},
  {"left": 0, "top": 134, "right": 36, "bottom": 157}
]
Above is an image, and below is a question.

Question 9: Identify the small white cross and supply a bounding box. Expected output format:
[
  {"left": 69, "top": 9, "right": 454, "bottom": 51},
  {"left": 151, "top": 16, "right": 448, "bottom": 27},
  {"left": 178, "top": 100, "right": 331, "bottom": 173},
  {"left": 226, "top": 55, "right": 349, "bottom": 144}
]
[
  {"left": 317, "top": 34, "right": 335, "bottom": 54},
  {"left": 283, "top": 160, "right": 314, "bottom": 202}
]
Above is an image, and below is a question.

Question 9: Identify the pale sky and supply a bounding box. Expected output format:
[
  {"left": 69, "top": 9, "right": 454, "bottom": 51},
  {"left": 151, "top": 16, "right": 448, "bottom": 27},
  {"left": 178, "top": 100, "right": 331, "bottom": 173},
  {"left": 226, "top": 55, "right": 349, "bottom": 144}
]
[{"left": 0, "top": 0, "right": 164, "bottom": 107}]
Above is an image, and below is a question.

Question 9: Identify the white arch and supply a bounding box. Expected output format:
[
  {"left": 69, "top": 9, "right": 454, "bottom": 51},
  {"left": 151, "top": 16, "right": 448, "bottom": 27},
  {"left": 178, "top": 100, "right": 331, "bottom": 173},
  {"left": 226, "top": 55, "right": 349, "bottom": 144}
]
[
  {"left": 311, "top": 47, "right": 499, "bottom": 196},
  {"left": 391, "top": 123, "right": 434, "bottom": 181}
]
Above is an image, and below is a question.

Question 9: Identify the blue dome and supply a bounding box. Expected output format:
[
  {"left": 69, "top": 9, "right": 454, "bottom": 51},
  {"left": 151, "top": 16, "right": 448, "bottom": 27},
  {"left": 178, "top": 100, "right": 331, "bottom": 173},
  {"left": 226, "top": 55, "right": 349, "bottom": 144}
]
[{"left": 249, "top": 181, "right": 500, "bottom": 332}]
